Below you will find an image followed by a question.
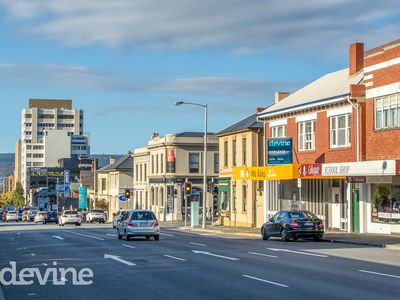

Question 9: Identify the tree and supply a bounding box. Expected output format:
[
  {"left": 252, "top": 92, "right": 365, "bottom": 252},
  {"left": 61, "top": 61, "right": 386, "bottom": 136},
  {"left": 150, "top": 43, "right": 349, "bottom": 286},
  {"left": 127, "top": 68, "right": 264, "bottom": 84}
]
[
  {"left": 0, "top": 192, "right": 12, "bottom": 207},
  {"left": 6, "top": 182, "right": 25, "bottom": 207}
]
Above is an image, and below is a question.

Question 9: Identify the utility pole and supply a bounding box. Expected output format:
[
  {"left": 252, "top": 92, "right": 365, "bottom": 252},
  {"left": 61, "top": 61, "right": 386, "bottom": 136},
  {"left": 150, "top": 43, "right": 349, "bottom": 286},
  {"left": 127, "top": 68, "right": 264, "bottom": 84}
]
[{"left": 93, "top": 159, "right": 97, "bottom": 209}]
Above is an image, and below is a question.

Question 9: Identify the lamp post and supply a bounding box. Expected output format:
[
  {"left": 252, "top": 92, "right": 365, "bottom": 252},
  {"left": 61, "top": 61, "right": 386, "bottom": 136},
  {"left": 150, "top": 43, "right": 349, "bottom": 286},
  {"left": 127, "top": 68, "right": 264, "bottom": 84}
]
[{"left": 175, "top": 101, "right": 208, "bottom": 229}]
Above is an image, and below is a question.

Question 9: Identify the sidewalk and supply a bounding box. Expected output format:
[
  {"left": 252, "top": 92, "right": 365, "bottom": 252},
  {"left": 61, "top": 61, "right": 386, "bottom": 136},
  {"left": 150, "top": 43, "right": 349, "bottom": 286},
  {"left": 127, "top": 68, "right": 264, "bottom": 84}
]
[{"left": 169, "top": 222, "right": 400, "bottom": 249}]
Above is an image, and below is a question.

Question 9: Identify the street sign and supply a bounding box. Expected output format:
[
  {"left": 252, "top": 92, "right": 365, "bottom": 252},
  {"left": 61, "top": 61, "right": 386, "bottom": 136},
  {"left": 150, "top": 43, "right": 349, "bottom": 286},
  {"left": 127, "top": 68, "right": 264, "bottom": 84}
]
[
  {"left": 118, "top": 195, "right": 127, "bottom": 202},
  {"left": 64, "top": 169, "right": 70, "bottom": 197},
  {"left": 79, "top": 186, "right": 88, "bottom": 209}
]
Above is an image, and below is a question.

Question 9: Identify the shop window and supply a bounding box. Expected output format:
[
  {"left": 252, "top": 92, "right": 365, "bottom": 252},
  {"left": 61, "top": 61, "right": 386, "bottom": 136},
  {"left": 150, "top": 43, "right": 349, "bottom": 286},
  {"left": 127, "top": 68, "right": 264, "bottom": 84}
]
[
  {"left": 371, "top": 184, "right": 400, "bottom": 224},
  {"left": 220, "top": 191, "right": 229, "bottom": 212}
]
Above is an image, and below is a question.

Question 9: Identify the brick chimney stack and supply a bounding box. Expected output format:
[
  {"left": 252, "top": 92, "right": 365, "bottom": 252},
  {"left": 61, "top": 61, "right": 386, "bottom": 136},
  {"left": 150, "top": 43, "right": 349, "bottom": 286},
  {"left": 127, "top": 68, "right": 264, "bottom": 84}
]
[
  {"left": 349, "top": 42, "right": 364, "bottom": 76},
  {"left": 274, "top": 92, "right": 290, "bottom": 104}
]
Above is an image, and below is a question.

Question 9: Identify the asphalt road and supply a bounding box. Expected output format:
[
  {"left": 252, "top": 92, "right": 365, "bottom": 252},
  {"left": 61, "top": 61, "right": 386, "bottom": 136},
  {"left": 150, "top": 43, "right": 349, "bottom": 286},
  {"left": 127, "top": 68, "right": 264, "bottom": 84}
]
[{"left": 0, "top": 223, "right": 399, "bottom": 300}]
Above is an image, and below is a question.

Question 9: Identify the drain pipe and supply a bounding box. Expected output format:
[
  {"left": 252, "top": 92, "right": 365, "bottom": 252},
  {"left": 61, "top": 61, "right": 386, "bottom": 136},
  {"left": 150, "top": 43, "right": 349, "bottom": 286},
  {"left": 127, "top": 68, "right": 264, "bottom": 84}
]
[{"left": 346, "top": 98, "right": 360, "bottom": 162}]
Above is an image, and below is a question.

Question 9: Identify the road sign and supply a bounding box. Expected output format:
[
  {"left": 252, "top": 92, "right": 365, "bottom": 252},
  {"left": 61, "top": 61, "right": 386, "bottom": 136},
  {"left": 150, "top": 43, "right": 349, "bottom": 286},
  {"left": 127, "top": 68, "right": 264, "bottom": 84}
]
[
  {"left": 64, "top": 169, "right": 70, "bottom": 197},
  {"left": 79, "top": 186, "right": 88, "bottom": 209},
  {"left": 118, "top": 195, "right": 126, "bottom": 202}
]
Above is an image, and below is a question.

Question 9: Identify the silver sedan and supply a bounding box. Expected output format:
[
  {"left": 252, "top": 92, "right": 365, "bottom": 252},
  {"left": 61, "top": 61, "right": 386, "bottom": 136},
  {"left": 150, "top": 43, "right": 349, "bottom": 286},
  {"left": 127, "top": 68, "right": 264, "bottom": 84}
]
[{"left": 117, "top": 210, "right": 160, "bottom": 241}]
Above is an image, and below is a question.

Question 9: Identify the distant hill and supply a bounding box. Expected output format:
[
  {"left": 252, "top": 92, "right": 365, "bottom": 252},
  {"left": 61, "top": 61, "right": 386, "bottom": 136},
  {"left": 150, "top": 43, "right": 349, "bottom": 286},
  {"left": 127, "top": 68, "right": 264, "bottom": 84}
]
[
  {"left": 0, "top": 153, "right": 124, "bottom": 179},
  {"left": 0, "top": 153, "right": 14, "bottom": 178}
]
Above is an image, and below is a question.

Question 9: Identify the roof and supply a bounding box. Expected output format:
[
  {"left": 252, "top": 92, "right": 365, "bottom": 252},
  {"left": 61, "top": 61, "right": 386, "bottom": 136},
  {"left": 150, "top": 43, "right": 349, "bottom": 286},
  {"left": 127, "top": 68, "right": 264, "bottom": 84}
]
[
  {"left": 100, "top": 155, "right": 133, "bottom": 172},
  {"left": 175, "top": 132, "right": 215, "bottom": 137},
  {"left": 216, "top": 113, "right": 262, "bottom": 135},
  {"left": 258, "top": 68, "right": 363, "bottom": 118}
]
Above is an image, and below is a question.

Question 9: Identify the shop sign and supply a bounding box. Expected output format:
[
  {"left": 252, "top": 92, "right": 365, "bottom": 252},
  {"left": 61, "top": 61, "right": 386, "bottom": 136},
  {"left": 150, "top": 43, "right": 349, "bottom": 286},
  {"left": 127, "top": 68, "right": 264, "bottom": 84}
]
[
  {"left": 323, "top": 164, "right": 351, "bottom": 176},
  {"left": 299, "top": 164, "right": 322, "bottom": 177},
  {"left": 233, "top": 165, "right": 300, "bottom": 181},
  {"left": 78, "top": 186, "right": 88, "bottom": 209},
  {"left": 346, "top": 176, "right": 366, "bottom": 183},
  {"left": 267, "top": 137, "right": 293, "bottom": 165}
]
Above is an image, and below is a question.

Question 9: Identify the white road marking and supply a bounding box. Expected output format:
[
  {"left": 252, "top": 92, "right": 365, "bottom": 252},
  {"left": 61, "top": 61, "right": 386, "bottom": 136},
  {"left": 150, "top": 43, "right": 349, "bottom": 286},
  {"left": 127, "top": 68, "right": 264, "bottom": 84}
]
[
  {"left": 52, "top": 235, "right": 64, "bottom": 240},
  {"left": 28, "top": 293, "right": 36, "bottom": 296},
  {"left": 248, "top": 252, "right": 278, "bottom": 258},
  {"left": 122, "top": 244, "right": 136, "bottom": 249},
  {"left": 161, "top": 233, "right": 175, "bottom": 237},
  {"left": 64, "top": 231, "right": 105, "bottom": 241},
  {"left": 266, "top": 248, "right": 329, "bottom": 258},
  {"left": 189, "top": 242, "right": 207, "bottom": 247},
  {"left": 192, "top": 250, "right": 240, "bottom": 261},
  {"left": 17, "top": 232, "right": 21, "bottom": 235},
  {"left": 104, "top": 254, "right": 136, "bottom": 266},
  {"left": 242, "top": 275, "right": 289, "bottom": 288},
  {"left": 358, "top": 269, "right": 400, "bottom": 279},
  {"left": 165, "top": 255, "right": 187, "bottom": 261},
  {"left": 31, "top": 263, "right": 48, "bottom": 267},
  {"left": 106, "top": 234, "right": 117, "bottom": 237}
]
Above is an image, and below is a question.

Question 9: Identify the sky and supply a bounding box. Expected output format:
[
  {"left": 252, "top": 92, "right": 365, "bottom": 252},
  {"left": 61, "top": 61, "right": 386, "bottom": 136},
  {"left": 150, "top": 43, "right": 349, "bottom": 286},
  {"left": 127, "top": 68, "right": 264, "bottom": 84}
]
[{"left": 0, "top": 0, "right": 399, "bottom": 154}]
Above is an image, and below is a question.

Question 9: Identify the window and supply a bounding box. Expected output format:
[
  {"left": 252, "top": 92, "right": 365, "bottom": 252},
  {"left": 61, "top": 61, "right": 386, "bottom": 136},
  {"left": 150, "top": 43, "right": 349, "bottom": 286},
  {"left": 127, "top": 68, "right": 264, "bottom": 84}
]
[
  {"left": 375, "top": 93, "right": 400, "bottom": 129},
  {"left": 140, "top": 164, "right": 143, "bottom": 182},
  {"left": 242, "top": 138, "right": 247, "bottom": 165},
  {"left": 135, "top": 165, "right": 139, "bottom": 182},
  {"left": 233, "top": 186, "right": 236, "bottom": 211},
  {"left": 224, "top": 141, "right": 228, "bottom": 167},
  {"left": 156, "top": 155, "right": 159, "bottom": 173},
  {"left": 242, "top": 185, "right": 247, "bottom": 212},
  {"left": 298, "top": 120, "right": 315, "bottom": 151},
  {"left": 232, "top": 140, "right": 237, "bottom": 166},
  {"left": 151, "top": 155, "right": 154, "bottom": 174},
  {"left": 214, "top": 153, "right": 219, "bottom": 174},
  {"left": 271, "top": 125, "right": 285, "bottom": 138},
  {"left": 330, "top": 114, "right": 351, "bottom": 147},
  {"left": 160, "top": 153, "right": 163, "bottom": 173},
  {"left": 144, "top": 163, "right": 147, "bottom": 179},
  {"left": 101, "top": 178, "right": 106, "bottom": 192},
  {"left": 189, "top": 153, "right": 200, "bottom": 173}
]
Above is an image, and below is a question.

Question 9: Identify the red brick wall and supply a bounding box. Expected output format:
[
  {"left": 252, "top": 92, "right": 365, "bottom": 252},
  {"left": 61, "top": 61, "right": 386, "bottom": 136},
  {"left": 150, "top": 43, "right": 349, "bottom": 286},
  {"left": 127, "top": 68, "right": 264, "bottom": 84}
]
[
  {"left": 364, "top": 42, "right": 400, "bottom": 160},
  {"left": 265, "top": 107, "right": 357, "bottom": 164}
]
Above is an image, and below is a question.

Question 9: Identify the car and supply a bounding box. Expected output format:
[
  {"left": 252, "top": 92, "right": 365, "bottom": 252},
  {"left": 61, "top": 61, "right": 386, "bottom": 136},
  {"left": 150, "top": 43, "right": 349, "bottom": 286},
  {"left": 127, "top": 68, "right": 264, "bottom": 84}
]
[
  {"left": 34, "top": 211, "right": 47, "bottom": 224},
  {"left": 261, "top": 210, "right": 324, "bottom": 242},
  {"left": 22, "top": 211, "right": 30, "bottom": 222},
  {"left": 113, "top": 209, "right": 127, "bottom": 228},
  {"left": 58, "top": 210, "right": 82, "bottom": 226},
  {"left": 5, "top": 210, "right": 19, "bottom": 222},
  {"left": 27, "top": 209, "right": 38, "bottom": 222},
  {"left": 87, "top": 209, "right": 106, "bottom": 223},
  {"left": 117, "top": 210, "right": 160, "bottom": 241},
  {"left": 18, "top": 208, "right": 24, "bottom": 221},
  {"left": 45, "top": 211, "right": 58, "bottom": 223}
]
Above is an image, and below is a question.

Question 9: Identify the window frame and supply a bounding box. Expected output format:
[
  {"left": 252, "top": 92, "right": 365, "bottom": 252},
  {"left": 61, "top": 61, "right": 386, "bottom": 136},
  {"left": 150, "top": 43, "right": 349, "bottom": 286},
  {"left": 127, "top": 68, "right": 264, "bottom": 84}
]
[
  {"left": 271, "top": 125, "right": 285, "bottom": 138},
  {"left": 188, "top": 152, "right": 200, "bottom": 173},
  {"left": 330, "top": 114, "right": 351, "bottom": 148},
  {"left": 298, "top": 120, "right": 315, "bottom": 151}
]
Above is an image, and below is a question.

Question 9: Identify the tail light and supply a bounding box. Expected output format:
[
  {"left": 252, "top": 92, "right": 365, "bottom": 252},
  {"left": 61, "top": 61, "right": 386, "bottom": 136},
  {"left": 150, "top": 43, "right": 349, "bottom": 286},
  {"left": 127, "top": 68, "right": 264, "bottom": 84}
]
[
  {"left": 127, "top": 221, "right": 134, "bottom": 227},
  {"left": 319, "top": 223, "right": 324, "bottom": 230},
  {"left": 289, "top": 221, "right": 300, "bottom": 228},
  {"left": 62, "top": 215, "right": 67, "bottom": 218},
  {"left": 154, "top": 221, "right": 160, "bottom": 228},
  {"left": 76, "top": 214, "right": 80, "bottom": 218}
]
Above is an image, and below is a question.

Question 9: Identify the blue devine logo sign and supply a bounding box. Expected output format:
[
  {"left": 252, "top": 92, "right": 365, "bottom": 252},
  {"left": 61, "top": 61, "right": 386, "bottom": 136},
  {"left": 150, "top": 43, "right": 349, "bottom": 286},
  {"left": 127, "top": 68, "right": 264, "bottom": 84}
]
[
  {"left": 64, "top": 169, "right": 70, "bottom": 197},
  {"left": 268, "top": 137, "right": 293, "bottom": 165},
  {"left": 79, "top": 186, "right": 88, "bottom": 209}
]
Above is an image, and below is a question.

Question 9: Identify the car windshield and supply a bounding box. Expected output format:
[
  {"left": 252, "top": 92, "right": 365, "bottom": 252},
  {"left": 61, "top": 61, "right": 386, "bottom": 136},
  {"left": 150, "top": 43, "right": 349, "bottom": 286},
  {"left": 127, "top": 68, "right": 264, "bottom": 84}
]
[
  {"left": 64, "top": 211, "right": 78, "bottom": 215},
  {"left": 131, "top": 211, "right": 156, "bottom": 221},
  {"left": 91, "top": 210, "right": 104, "bottom": 213},
  {"left": 288, "top": 212, "right": 306, "bottom": 219}
]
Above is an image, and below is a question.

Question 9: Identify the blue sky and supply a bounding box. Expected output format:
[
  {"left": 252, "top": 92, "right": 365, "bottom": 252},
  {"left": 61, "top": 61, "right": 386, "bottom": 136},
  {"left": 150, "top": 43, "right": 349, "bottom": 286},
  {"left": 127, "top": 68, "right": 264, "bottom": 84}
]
[{"left": 0, "top": 0, "right": 399, "bottom": 154}]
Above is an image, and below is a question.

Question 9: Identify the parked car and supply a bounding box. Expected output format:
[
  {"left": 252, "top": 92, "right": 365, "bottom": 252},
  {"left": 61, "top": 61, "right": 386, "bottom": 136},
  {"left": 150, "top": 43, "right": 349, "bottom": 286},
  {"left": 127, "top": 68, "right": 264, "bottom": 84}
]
[
  {"left": 34, "top": 211, "right": 47, "bottom": 224},
  {"left": 45, "top": 211, "right": 58, "bottom": 224},
  {"left": 27, "top": 209, "right": 38, "bottom": 222},
  {"left": 261, "top": 210, "right": 324, "bottom": 242},
  {"left": 113, "top": 209, "right": 127, "bottom": 228},
  {"left": 87, "top": 209, "right": 106, "bottom": 223},
  {"left": 5, "top": 210, "right": 19, "bottom": 222},
  {"left": 58, "top": 210, "right": 82, "bottom": 226},
  {"left": 22, "top": 211, "right": 30, "bottom": 222},
  {"left": 117, "top": 210, "right": 160, "bottom": 241}
]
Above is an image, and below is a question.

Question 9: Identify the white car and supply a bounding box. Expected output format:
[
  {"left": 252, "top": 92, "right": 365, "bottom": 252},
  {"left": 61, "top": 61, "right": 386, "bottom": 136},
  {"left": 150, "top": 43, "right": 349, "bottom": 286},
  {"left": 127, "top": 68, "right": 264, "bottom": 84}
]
[
  {"left": 59, "top": 210, "right": 82, "bottom": 226},
  {"left": 34, "top": 211, "right": 47, "bottom": 224},
  {"left": 113, "top": 209, "right": 127, "bottom": 228},
  {"left": 6, "top": 211, "right": 19, "bottom": 222},
  {"left": 87, "top": 209, "right": 106, "bottom": 223}
]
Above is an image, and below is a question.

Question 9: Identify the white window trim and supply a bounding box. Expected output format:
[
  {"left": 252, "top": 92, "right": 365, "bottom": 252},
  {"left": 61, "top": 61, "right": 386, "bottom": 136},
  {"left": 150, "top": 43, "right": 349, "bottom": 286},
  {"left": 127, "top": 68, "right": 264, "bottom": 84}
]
[
  {"left": 271, "top": 125, "right": 285, "bottom": 138},
  {"left": 295, "top": 113, "right": 317, "bottom": 123},
  {"left": 269, "top": 119, "right": 287, "bottom": 127},
  {"left": 188, "top": 152, "right": 201, "bottom": 173},
  {"left": 326, "top": 106, "right": 352, "bottom": 117},
  {"left": 298, "top": 120, "right": 315, "bottom": 151},
  {"left": 330, "top": 114, "right": 351, "bottom": 148}
]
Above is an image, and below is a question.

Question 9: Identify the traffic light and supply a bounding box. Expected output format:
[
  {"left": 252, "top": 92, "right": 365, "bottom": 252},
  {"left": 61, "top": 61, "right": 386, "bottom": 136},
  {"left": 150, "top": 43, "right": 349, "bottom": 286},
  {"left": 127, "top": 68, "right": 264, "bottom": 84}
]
[
  {"left": 124, "top": 188, "right": 131, "bottom": 200},
  {"left": 184, "top": 182, "right": 192, "bottom": 196}
]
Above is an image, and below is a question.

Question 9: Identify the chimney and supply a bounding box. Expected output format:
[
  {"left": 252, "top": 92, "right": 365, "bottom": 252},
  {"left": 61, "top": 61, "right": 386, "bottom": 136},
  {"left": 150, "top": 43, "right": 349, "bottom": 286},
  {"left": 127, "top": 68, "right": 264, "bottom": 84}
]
[
  {"left": 109, "top": 156, "right": 116, "bottom": 165},
  {"left": 349, "top": 42, "right": 364, "bottom": 76},
  {"left": 274, "top": 92, "right": 290, "bottom": 104},
  {"left": 152, "top": 132, "right": 159, "bottom": 140}
]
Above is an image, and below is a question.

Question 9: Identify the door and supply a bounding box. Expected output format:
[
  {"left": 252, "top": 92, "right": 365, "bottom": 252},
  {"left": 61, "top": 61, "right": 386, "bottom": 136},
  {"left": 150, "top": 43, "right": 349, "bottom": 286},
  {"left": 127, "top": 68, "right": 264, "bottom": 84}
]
[
  {"left": 331, "top": 187, "right": 341, "bottom": 229},
  {"left": 351, "top": 184, "right": 360, "bottom": 232}
]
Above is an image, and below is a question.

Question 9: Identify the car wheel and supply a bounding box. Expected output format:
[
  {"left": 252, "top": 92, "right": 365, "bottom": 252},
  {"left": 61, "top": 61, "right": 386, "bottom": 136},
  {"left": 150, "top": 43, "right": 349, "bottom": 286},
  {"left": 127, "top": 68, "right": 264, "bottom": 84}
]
[
  {"left": 61, "top": 223, "right": 64, "bottom": 227},
  {"left": 117, "top": 230, "right": 122, "bottom": 240},
  {"left": 154, "top": 235, "right": 160, "bottom": 241},
  {"left": 281, "top": 229, "right": 290, "bottom": 242},
  {"left": 262, "top": 227, "right": 270, "bottom": 240},
  {"left": 124, "top": 230, "right": 129, "bottom": 241},
  {"left": 145, "top": 235, "right": 150, "bottom": 240},
  {"left": 292, "top": 237, "right": 298, "bottom": 241},
  {"left": 313, "top": 235, "right": 322, "bottom": 241}
]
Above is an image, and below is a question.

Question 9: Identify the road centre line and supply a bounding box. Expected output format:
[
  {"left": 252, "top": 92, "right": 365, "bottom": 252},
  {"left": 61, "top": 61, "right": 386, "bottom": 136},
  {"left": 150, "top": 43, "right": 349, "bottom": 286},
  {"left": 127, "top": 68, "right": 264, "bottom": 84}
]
[
  {"left": 63, "top": 231, "right": 105, "bottom": 241},
  {"left": 242, "top": 275, "right": 289, "bottom": 288},
  {"left": 248, "top": 252, "right": 278, "bottom": 258},
  {"left": 266, "top": 248, "right": 329, "bottom": 258},
  {"left": 52, "top": 235, "right": 64, "bottom": 240},
  {"left": 189, "top": 242, "right": 207, "bottom": 247},
  {"left": 122, "top": 244, "right": 136, "bottom": 249},
  {"left": 165, "top": 255, "right": 187, "bottom": 261},
  {"left": 358, "top": 270, "right": 400, "bottom": 279},
  {"left": 106, "top": 234, "right": 118, "bottom": 237}
]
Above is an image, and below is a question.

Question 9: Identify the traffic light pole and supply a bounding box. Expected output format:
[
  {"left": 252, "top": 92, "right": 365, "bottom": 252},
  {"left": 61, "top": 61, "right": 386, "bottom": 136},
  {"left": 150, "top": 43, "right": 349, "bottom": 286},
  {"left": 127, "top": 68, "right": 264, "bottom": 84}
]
[
  {"left": 184, "top": 194, "right": 188, "bottom": 228},
  {"left": 202, "top": 104, "right": 208, "bottom": 229}
]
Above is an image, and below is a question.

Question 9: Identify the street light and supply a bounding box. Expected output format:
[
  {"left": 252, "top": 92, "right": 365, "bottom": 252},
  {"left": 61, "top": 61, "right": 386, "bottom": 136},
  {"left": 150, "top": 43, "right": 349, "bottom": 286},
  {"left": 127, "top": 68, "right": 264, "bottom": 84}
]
[{"left": 175, "top": 100, "right": 208, "bottom": 229}]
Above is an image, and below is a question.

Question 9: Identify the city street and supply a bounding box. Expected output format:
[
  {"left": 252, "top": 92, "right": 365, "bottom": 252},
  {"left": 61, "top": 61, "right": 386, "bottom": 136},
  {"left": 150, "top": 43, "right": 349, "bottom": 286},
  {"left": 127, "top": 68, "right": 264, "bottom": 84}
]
[{"left": 0, "top": 223, "right": 399, "bottom": 300}]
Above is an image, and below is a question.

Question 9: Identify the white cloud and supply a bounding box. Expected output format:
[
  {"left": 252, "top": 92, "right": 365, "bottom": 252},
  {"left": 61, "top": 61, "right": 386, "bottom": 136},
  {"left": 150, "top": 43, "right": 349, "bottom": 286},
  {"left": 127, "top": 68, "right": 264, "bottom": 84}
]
[{"left": 1, "top": 0, "right": 399, "bottom": 52}]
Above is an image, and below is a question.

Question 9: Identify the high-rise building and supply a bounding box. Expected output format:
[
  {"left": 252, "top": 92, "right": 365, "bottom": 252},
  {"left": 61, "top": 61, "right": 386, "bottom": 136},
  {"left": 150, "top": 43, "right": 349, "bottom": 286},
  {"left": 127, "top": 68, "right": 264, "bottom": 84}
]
[{"left": 21, "top": 99, "right": 89, "bottom": 195}]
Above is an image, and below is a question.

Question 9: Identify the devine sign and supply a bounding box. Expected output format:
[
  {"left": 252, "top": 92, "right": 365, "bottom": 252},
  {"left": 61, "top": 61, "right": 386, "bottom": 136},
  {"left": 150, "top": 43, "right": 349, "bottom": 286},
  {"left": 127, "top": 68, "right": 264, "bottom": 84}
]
[{"left": 267, "top": 137, "right": 293, "bottom": 165}]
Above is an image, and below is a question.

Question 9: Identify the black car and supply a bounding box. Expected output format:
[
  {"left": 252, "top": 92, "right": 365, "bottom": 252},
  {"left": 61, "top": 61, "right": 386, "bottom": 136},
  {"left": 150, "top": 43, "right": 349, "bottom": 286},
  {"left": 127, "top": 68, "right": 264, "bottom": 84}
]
[
  {"left": 45, "top": 211, "right": 58, "bottom": 223},
  {"left": 261, "top": 210, "right": 324, "bottom": 242}
]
